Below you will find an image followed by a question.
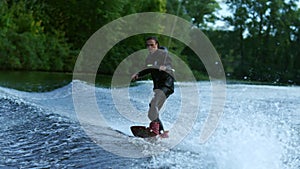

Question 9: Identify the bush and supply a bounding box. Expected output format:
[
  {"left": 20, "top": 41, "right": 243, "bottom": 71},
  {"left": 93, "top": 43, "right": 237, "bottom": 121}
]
[{"left": 0, "top": 0, "right": 73, "bottom": 72}]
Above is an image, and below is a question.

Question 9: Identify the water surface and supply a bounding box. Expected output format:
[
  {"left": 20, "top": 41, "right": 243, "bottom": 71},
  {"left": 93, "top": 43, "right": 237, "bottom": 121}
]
[{"left": 0, "top": 71, "right": 299, "bottom": 168}]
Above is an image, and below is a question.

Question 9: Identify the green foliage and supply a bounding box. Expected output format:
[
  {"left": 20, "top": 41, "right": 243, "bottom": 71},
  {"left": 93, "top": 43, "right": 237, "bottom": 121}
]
[
  {"left": 220, "top": 0, "right": 300, "bottom": 84},
  {"left": 1, "top": 0, "right": 298, "bottom": 84},
  {"left": 166, "top": 0, "right": 220, "bottom": 28},
  {"left": 0, "top": 0, "right": 73, "bottom": 72}
]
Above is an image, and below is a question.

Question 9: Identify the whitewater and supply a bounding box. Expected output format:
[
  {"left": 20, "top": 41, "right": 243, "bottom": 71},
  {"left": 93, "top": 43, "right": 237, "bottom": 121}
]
[{"left": 0, "top": 80, "right": 299, "bottom": 168}]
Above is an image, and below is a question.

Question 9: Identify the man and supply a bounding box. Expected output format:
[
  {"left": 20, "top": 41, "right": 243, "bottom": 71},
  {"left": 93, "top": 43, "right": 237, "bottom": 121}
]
[{"left": 131, "top": 36, "right": 174, "bottom": 136}]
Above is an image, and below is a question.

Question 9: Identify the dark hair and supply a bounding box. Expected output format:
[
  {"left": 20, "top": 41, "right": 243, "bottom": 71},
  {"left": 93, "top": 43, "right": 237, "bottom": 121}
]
[
  {"left": 146, "top": 36, "right": 159, "bottom": 47},
  {"left": 159, "top": 46, "right": 167, "bottom": 51}
]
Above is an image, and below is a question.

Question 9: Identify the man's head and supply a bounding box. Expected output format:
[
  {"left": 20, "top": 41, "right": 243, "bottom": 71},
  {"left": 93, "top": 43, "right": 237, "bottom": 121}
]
[{"left": 146, "top": 36, "right": 159, "bottom": 53}]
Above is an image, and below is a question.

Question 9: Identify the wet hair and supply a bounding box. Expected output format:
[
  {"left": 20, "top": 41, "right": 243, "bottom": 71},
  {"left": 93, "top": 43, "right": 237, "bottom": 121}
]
[{"left": 146, "top": 36, "right": 159, "bottom": 47}]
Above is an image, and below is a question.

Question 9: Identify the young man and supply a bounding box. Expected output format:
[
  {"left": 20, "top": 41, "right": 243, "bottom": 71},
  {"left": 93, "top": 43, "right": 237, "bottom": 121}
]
[{"left": 131, "top": 37, "right": 174, "bottom": 136}]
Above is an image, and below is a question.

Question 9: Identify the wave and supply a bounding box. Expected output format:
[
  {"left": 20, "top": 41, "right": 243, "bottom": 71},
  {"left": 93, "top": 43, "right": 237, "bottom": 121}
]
[
  {"left": 0, "top": 81, "right": 299, "bottom": 168},
  {"left": 0, "top": 82, "right": 142, "bottom": 168}
]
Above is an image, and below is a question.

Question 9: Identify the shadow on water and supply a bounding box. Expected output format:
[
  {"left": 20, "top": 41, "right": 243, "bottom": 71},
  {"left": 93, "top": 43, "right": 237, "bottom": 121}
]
[{"left": 0, "top": 71, "right": 115, "bottom": 92}]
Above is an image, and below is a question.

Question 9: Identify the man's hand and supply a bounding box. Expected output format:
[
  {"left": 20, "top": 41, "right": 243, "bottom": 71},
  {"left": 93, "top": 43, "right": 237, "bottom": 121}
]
[
  {"left": 131, "top": 73, "right": 139, "bottom": 81},
  {"left": 159, "top": 65, "right": 166, "bottom": 71}
]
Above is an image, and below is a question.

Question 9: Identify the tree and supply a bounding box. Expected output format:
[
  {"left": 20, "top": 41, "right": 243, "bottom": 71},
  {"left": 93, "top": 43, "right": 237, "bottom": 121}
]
[
  {"left": 224, "top": 0, "right": 300, "bottom": 83},
  {"left": 166, "top": 0, "right": 220, "bottom": 27},
  {"left": 0, "top": 0, "right": 73, "bottom": 71}
]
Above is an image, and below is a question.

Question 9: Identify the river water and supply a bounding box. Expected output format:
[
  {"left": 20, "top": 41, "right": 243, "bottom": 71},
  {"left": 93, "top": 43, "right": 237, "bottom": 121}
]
[{"left": 0, "top": 72, "right": 299, "bottom": 168}]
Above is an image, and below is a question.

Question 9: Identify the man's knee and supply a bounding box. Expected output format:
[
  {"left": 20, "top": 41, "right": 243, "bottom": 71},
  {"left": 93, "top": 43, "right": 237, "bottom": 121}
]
[{"left": 148, "top": 112, "right": 158, "bottom": 121}]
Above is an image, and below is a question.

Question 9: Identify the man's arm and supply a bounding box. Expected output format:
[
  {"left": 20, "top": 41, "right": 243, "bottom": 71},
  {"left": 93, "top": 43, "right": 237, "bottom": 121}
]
[
  {"left": 131, "top": 67, "right": 154, "bottom": 81},
  {"left": 160, "top": 51, "right": 174, "bottom": 73}
]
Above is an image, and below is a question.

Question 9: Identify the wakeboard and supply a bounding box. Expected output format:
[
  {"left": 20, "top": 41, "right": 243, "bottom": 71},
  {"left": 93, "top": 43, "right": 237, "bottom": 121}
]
[{"left": 130, "top": 126, "right": 169, "bottom": 138}]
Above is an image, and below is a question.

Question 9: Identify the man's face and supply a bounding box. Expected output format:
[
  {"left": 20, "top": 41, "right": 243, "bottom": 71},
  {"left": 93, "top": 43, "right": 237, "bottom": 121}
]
[{"left": 146, "top": 39, "right": 158, "bottom": 53}]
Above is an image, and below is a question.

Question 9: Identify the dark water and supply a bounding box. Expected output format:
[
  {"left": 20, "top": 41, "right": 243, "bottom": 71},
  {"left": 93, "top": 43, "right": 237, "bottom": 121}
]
[
  {"left": 0, "top": 97, "right": 142, "bottom": 168},
  {"left": 0, "top": 71, "right": 72, "bottom": 92},
  {"left": 0, "top": 71, "right": 142, "bottom": 168},
  {"left": 0, "top": 71, "right": 114, "bottom": 92}
]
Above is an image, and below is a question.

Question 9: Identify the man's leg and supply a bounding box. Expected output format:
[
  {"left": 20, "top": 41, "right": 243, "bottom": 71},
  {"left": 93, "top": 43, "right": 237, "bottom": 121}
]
[
  {"left": 148, "top": 89, "right": 166, "bottom": 120},
  {"left": 148, "top": 89, "right": 170, "bottom": 133}
]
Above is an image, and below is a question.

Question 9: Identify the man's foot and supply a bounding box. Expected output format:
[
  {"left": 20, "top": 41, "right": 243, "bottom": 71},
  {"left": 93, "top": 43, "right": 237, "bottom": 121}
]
[
  {"left": 149, "top": 121, "right": 160, "bottom": 135},
  {"left": 159, "top": 131, "right": 169, "bottom": 138}
]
